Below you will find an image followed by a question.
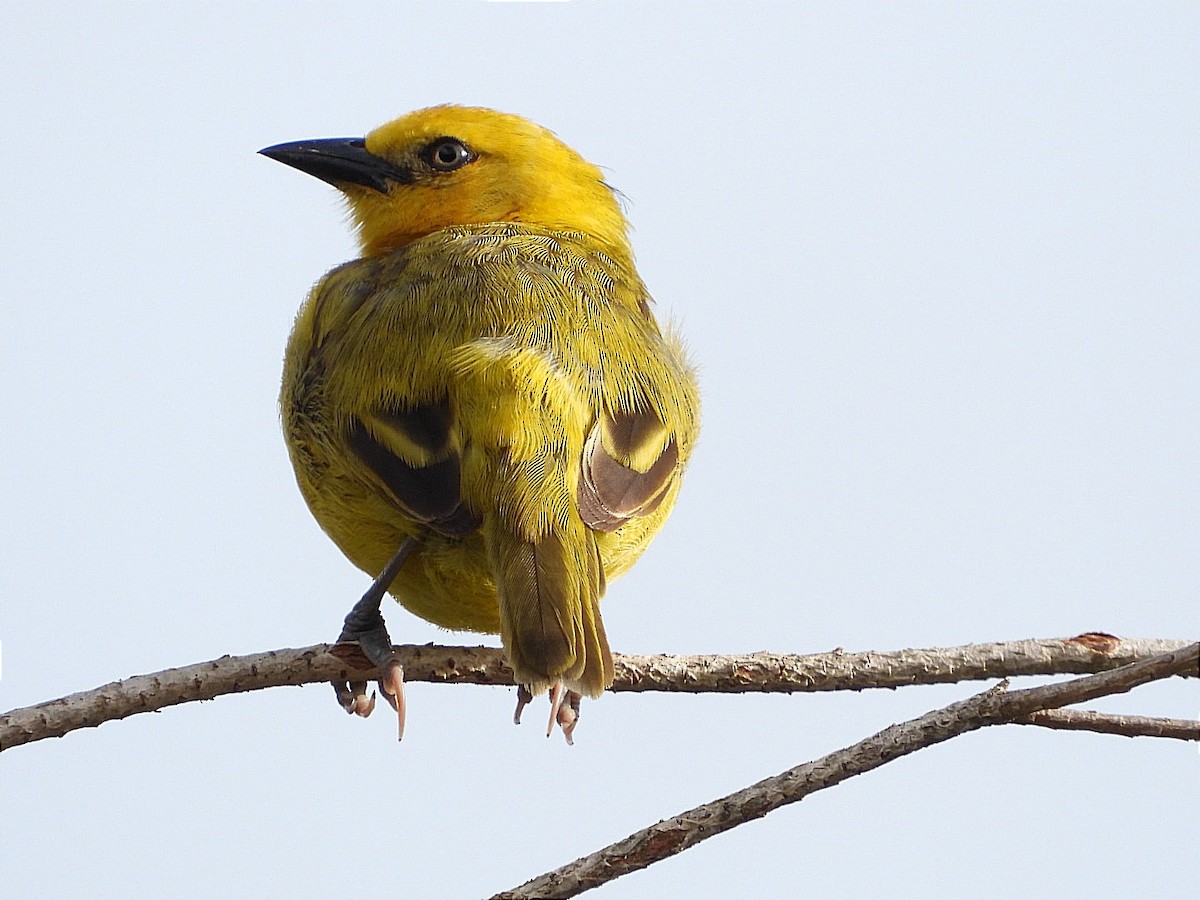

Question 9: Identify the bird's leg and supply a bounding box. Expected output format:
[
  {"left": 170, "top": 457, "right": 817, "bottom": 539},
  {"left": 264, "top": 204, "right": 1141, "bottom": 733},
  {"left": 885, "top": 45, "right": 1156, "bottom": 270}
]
[{"left": 332, "top": 537, "right": 416, "bottom": 740}]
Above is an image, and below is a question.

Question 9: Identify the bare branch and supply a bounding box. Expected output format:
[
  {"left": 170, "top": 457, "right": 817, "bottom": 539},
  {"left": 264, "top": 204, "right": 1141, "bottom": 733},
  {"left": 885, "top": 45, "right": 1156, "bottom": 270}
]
[
  {"left": 494, "top": 643, "right": 1199, "bottom": 899},
  {"left": 1015, "top": 709, "right": 1199, "bottom": 741},
  {"left": 616, "top": 633, "right": 1194, "bottom": 692},
  {"left": 1, "top": 635, "right": 1193, "bottom": 751}
]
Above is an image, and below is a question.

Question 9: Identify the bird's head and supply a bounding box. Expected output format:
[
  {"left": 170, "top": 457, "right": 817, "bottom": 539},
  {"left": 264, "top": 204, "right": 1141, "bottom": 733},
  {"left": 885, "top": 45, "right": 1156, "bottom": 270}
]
[{"left": 261, "top": 105, "right": 630, "bottom": 257}]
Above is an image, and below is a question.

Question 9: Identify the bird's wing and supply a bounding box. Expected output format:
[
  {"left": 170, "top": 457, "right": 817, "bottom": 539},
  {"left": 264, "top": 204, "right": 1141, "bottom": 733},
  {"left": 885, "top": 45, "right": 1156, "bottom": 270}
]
[
  {"left": 348, "top": 396, "right": 480, "bottom": 537},
  {"left": 577, "top": 406, "right": 680, "bottom": 532}
]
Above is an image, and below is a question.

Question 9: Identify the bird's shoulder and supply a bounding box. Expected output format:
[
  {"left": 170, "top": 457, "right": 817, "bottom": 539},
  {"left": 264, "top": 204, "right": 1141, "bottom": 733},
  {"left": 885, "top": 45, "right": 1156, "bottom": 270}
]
[{"left": 296, "top": 223, "right": 651, "bottom": 349}]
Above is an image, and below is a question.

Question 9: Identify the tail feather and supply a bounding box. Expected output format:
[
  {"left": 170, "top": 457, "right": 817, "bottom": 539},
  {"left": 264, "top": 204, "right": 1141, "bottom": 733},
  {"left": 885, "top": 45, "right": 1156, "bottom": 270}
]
[
  {"left": 487, "top": 520, "right": 613, "bottom": 697},
  {"left": 578, "top": 534, "right": 615, "bottom": 693}
]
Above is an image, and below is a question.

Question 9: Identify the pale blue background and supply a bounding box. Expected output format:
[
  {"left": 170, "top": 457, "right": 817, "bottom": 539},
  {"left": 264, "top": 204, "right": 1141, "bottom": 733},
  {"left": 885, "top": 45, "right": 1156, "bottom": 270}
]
[{"left": 2, "top": 3, "right": 1196, "bottom": 897}]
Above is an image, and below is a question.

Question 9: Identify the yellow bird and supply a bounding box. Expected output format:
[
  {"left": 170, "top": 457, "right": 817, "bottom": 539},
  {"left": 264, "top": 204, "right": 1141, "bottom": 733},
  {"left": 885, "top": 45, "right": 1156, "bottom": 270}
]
[{"left": 260, "top": 106, "right": 699, "bottom": 741}]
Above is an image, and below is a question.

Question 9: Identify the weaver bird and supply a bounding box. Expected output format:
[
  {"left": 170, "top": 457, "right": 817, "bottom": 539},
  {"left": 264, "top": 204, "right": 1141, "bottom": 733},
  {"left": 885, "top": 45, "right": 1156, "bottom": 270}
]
[{"left": 261, "top": 106, "right": 699, "bottom": 741}]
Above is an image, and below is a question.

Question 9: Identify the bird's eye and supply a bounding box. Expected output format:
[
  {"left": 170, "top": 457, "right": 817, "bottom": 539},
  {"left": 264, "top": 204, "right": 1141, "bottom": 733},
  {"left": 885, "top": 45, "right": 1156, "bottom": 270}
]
[{"left": 423, "top": 138, "right": 474, "bottom": 172}]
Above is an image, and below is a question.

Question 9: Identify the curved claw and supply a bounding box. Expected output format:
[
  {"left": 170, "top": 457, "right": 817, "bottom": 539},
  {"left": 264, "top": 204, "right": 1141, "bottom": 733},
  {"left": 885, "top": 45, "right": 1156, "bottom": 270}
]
[
  {"left": 557, "top": 692, "right": 582, "bottom": 745},
  {"left": 334, "top": 680, "right": 376, "bottom": 717},
  {"left": 380, "top": 660, "right": 406, "bottom": 741},
  {"left": 546, "top": 682, "right": 565, "bottom": 738},
  {"left": 351, "top": 690, "right": 377, "bottom": 718},
  {"left": 513, "top": 685, "right": 534, "bottom": 725}
]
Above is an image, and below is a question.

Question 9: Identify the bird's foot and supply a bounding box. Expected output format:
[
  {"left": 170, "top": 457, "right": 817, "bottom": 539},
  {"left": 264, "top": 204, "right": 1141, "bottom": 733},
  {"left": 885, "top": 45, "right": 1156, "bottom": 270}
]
[
  {"left": 331, "top": 605, "right": 406, "bottom": 741},
  {"left": 512, "top": 683, "right": 582, "bottom": 745},
  {"left": 329, "top": 538, "right": 416, "bottom": 740}
]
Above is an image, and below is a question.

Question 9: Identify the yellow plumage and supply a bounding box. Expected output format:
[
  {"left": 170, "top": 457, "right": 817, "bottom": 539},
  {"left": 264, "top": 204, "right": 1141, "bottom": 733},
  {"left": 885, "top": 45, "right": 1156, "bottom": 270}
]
[{"left": 267, "top": 106, "right": 698, "bottom": 704}]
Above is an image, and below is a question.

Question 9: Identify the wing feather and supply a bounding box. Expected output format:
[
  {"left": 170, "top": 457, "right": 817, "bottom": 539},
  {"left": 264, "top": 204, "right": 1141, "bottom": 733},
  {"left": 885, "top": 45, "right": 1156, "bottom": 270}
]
[
  {"left": 346, "top": 396, "right": 480, "bottom": 537},
  {"left": 578, "top": 407, "right": 680, "bottom": 532}
]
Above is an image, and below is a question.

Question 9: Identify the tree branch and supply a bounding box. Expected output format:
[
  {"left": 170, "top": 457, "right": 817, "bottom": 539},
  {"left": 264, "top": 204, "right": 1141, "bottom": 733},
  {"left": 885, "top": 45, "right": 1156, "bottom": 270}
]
[
  {"left": 1014, "top": 708, "right": 1199, "bottom": 740},
  {"left": 1, "top": 634, "right": 1193, "bottom": 751},
  {"left": 492, "top": 643, "right": 1199, "bottom": 899}
]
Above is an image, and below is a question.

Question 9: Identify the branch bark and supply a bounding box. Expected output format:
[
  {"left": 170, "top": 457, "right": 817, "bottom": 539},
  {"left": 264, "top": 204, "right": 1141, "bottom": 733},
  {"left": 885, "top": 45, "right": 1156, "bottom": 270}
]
[
  {"left": 1, "top": 634, "right": 1193, "bottom": 751},
  {"left": 492, "top": 643, "right": 1199, "bottom": 899},
  {"left": 1014, "top": 709, "right": 1200, "bottom": 740}
]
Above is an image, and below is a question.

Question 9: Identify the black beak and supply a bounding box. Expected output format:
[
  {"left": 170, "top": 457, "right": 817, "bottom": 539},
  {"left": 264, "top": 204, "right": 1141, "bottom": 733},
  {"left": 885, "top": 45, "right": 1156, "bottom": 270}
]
[{"left": 259, "top": 138, "right": 412, "bottom": 192}]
